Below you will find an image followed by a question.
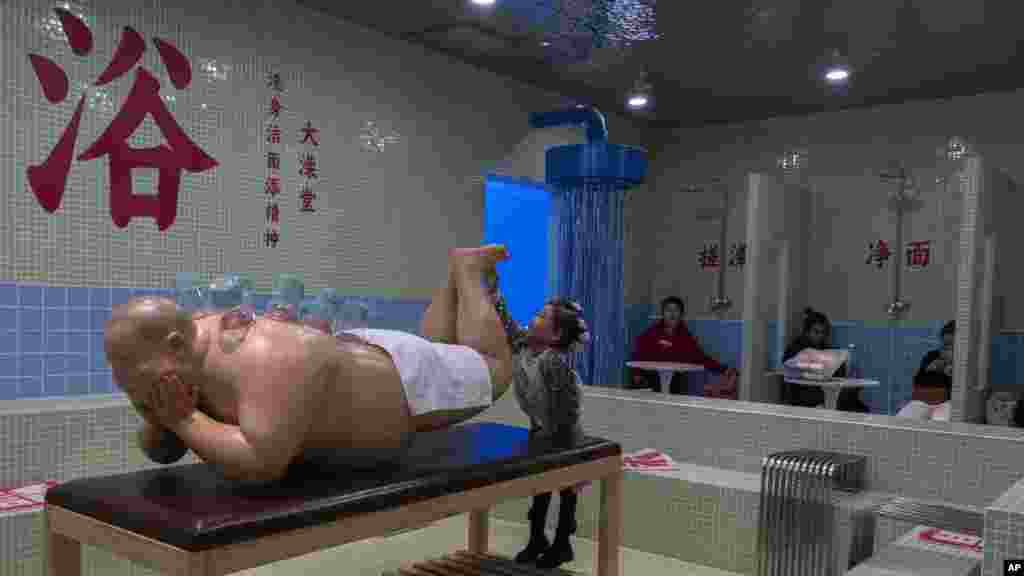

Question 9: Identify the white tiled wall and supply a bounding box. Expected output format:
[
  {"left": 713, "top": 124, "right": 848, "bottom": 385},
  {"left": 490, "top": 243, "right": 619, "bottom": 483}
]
[
  {"left": 0, "top": 0, "right": 649, "bottom": 298},
  {"left": 640, "top": 89, "right": 1024, "bottom": 325}
]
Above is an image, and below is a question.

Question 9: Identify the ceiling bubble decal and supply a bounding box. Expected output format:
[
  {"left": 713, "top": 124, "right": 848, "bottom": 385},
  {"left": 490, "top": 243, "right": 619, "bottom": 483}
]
[{"left": 505, "top": 0, "right": 658, "bottom": 52}]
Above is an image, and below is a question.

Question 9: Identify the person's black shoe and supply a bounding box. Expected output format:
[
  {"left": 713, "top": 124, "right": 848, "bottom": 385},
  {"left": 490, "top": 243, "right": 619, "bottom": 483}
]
[
  {"left": 514, "top": 534, "right": 551, "bottom": 564},
  {"left": 517, "top": 493, "right": 553, "bottom": 564},
  {"left": 535, "top": 538, "right": 573, "bottom": 569}
]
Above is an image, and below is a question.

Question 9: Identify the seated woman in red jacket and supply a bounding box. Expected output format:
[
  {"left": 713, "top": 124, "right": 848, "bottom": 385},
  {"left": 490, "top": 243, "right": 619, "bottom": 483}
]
[{"left": 630, "top": 296, "right": 732, "bottom": 393}]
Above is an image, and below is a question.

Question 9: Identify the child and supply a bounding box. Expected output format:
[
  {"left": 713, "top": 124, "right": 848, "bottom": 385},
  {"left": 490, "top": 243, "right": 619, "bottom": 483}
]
[{"left": 489, "top": 275, "right": 589, "bottom": 569}]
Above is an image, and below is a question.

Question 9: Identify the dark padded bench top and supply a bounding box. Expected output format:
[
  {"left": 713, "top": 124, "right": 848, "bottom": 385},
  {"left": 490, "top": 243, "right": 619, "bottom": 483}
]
[{"left": 46, "top": 422, "right": 620, "bottom": 551}]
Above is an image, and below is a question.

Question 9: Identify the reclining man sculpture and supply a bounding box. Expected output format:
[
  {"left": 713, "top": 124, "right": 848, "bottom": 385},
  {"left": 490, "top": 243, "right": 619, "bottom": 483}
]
[{"left": 105, "top": 245, "right": 516, "bottom": 484}]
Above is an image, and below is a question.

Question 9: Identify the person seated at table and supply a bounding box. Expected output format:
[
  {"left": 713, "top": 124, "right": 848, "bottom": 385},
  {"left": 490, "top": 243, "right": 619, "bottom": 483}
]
[
  {"left": 896, "top": 321, "right": 953, "bottom": 421},
  {"left": 782, "top": 308, "right": 869, "bottom": 412},
  {"left": 630, "top": 296, "right": 733, "bottom": 394},
  {"left": 105, "top": 245, "right": 518, "bottom": 484}
]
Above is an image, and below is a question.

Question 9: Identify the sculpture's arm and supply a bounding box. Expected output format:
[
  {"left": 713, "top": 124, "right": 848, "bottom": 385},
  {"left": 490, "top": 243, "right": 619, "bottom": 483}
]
[{"left": 173, "top": 348, "right": 316, "bottom": 484}]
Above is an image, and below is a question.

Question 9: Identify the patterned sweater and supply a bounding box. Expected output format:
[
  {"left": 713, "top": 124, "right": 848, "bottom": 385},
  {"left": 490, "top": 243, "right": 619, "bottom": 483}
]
[{"left": 493, "top": 294, "right": 583, "bottom": 442}]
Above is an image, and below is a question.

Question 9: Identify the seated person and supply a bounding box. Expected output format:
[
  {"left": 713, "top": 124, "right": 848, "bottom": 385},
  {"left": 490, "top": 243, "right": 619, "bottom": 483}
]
[
  {"left": 782, "top": 308, "right": 869, "bottom": 412},
  {"left": 896, "top": 320, "right": 953, "bottom": 422},
  {"left": 630, "top": 296, "right": 733, "bottom": 394},
  {"left": 106, "top": 245, "right": 517, "bottom": 484}
]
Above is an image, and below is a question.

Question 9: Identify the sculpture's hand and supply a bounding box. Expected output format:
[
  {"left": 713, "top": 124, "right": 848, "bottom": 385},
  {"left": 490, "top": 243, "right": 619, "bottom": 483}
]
[
  {"left": 137, "top": 421, "right": 189, "bottom": 464},
  {"left": 150, "top": 372, "right": 198, "bottom": 430}
]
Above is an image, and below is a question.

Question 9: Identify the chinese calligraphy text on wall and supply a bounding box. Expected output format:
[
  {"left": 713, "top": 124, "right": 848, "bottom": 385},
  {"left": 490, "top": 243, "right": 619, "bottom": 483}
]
[
  {"left": 27, "top": 8, "right": 217, "bottom": 232},
  {"left": 298, "top": 120, "right": 319, "bottom": 214},
  {"left": 698, "top": 243, "right": 746, "bottom": 270},
  {"left": 264, "top": 71, "right": 283, "bottom": 248}
]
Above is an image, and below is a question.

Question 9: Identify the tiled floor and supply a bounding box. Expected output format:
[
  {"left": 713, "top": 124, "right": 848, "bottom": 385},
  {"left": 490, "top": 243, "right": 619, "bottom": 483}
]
[{"left": 236, "top": 515, "right": 741, "bottom": 576}]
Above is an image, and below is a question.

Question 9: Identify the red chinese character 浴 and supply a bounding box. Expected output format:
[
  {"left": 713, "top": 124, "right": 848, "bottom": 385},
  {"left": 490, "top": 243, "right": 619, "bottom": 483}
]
[
  {"left": 300, "top": 185, "right": 316, "bottom": 213},
  {"left": 266, "top": 202, "right": 280, "bottom": 224},
  {"left": 300, "top": 120, "right": 319, "bottom": 146},
  {"left": 268, "top": 96, "right": 283, "bottom": 119},
  {"left": 264, "top": 228, "right": 280, "bottom": 247},
  {"left": 267, "top": 152, "right": 280, "bottom": 171},
  {"left": 264, "top": 175, "right": 280, "bottom": 197},
  {"left": 26, "top": 9, "right": 217, "bottom": 231},
  {"left": 265, "top": 125, "right": 281, "bottom": 145},
  {"left": 299, "top": 153, "right": 318, "bottom": 179}
]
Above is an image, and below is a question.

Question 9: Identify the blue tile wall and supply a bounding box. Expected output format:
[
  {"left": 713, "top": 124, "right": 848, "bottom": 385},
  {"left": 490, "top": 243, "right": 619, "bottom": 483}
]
[
  {"left": 0, "top": 282, "right": 438, "bottom": 401},
  {"left": 678, "top": 318, "right": 1024, "bottom": 415},
  {"left": 4, "top": 282, "right": 1024, "bottom": 403},
  {"left": 0, "top": 283, "right": 178, "bottom": 400}
]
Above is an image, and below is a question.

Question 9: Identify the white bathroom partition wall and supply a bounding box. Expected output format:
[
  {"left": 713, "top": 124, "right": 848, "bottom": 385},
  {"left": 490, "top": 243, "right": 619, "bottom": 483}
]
[
  {"left": 952, "top": 156, "right": 987, "bottom": 423},
  {"left": 741, "top": 172, "right": 789, "bottom": 403},
  {"left": 978, "top": 234, "right": 996, "bottom": 403},
  {"left": 776, "top": 239, "right": 790, "bottom": 375}
]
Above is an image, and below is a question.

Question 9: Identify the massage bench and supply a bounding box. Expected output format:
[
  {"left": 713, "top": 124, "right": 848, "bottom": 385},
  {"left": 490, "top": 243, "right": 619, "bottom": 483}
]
[{"left": 44, "top": 422, "right": 622, "bottom": 575}]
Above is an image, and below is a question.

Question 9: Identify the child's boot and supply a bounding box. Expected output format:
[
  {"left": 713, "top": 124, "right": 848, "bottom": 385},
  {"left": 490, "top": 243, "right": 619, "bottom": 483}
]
[{"left": 515, "top": 493, "right": 552, "bottom": 563}]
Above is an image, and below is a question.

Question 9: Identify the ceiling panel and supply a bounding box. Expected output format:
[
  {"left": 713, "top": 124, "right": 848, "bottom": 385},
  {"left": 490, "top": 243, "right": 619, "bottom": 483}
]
[{"left": 295, "top": 0, "right": 1024, "bottom": 128}]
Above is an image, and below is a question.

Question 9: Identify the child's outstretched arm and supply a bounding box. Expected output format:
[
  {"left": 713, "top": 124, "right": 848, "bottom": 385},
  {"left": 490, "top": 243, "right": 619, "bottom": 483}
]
[{"left": 491, "top": 290, "right": 529, "bottom": 354}]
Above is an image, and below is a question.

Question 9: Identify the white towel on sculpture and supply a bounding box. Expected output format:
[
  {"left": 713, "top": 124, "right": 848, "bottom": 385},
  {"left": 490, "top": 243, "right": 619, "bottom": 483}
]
[{"left": 341, "top": 329, "right": 493, "bottom": 415}]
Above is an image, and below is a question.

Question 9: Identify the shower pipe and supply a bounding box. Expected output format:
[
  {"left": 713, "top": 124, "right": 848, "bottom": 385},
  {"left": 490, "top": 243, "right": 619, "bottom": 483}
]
[{"left": 879, "top": 164, "right": 911, "bottom": 319}]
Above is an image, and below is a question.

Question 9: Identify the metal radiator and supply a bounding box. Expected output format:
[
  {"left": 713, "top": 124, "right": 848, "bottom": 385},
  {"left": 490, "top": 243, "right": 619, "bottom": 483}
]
[{"left": 757, "top": 450, "right": 867, "bottom": 576}]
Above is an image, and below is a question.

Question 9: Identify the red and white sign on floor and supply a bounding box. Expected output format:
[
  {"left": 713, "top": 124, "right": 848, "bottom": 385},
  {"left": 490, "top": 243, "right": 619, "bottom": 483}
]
[
  {"left": 897, "top": 525, "right": 983, "bottom": 560},
  {"left": 0, "top": 481, "right": 57, "bottom": 514},
  {"left": 622, "top": 449, "right": 678, "bottom": 471}
]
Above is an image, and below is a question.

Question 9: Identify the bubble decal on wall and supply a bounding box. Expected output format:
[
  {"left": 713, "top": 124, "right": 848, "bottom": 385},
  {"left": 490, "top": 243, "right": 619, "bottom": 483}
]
[
  {"left": 35, "top": 1, "right": 92, "bottom": 44},
  {"left": 359, "top": 120, "right": 400, "bottom": 152},
  {"left": 198, "top": 57, "right": 231, "bottom": 83}
]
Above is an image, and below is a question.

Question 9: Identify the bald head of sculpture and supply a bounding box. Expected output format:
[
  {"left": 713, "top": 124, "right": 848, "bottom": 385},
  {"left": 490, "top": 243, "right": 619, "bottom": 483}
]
[{"left": 105, "top": 297, "right": 200, "bottom": 409}]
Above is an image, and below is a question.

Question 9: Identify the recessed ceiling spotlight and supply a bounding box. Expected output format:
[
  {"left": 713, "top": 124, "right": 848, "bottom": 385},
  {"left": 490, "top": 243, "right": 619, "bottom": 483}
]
[
  {"left": 824, "top": 49, "right": 851, "bottom": 84},
  {"left": 470, "top": 0, "right": 496, "bottom": 5},
  {"left": 825, "top": 68, "right": 849, "bottom": 82},
  {"left": 627, "top": 95, "right": 648, "bottom": 108},
  {"left": 627, "top": 72, "right": 652, "bottom": 110}
]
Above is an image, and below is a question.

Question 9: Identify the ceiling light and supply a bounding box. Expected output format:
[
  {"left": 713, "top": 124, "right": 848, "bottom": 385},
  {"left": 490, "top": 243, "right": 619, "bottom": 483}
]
[
  {"left": 825, "top": 68, "right": 849, "bottom": 83},
  {"left": 824, "top": 49, "right": 851, "bottom": 84},
  {"left": 627, "top": 95, "right": 648, "bottom": 108},
  {"left": 627, "top": 71, "right": 652, "bottom": 110},
  {"left": 470, "top": 0, "right": 495, "bottom": 5}
]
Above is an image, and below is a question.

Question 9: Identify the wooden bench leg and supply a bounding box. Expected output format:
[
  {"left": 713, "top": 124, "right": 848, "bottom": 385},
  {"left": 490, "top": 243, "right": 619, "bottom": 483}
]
[
  {"left": 597, "top": 471, "right": 622, "bottom": 576},
  {"left": 468, "top": 509, "right": 489, "bottom": 553},
  {"left": 47, "top": 531, "right": 82, "bottom": 576}
]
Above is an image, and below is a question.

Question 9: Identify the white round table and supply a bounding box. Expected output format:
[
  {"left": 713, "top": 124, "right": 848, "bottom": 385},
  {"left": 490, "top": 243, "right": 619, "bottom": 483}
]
[
  {"left": 783, "top": 377, "right": 880, "bottom": 410},
  {"left": 627, "top": 361, "right": 706, "bottom": 395}
]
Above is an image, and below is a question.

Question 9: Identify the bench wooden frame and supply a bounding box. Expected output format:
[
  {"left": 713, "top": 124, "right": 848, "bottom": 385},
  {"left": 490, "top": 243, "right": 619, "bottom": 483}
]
[{"left": 46, "top": 455, "right": 622, "bottom": 576}]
